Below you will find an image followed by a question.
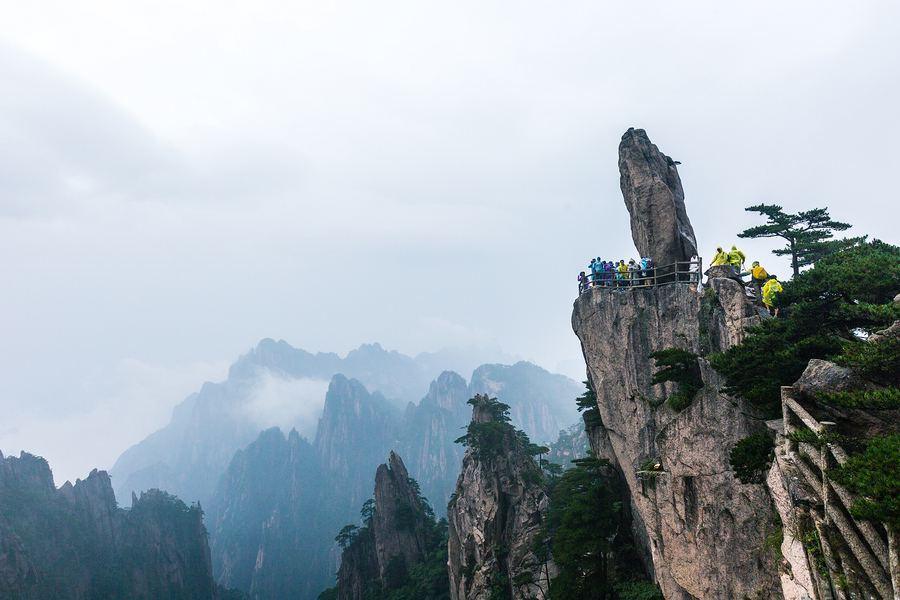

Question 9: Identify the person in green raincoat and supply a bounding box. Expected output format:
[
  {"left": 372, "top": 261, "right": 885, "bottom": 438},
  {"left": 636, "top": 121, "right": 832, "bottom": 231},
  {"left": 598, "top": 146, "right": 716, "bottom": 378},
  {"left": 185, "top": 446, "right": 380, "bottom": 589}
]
[
  {"left": 710, "top": 247, "right": 729, "bottom": 266},
  {"left": 727, "top": 245, "right": 746, "bottom": 270}
]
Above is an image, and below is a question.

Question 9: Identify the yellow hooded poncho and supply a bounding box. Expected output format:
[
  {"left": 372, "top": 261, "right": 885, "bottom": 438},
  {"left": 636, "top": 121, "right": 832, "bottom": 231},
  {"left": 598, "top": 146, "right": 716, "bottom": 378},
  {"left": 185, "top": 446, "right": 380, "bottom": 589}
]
[{"left": 762, "top": 278, "right": 783, "bottom": 307}]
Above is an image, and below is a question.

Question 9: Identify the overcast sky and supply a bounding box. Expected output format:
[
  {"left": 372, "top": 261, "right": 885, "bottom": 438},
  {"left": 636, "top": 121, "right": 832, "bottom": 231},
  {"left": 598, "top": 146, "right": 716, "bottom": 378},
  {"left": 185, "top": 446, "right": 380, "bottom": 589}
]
[{"left": 2, "top": 0, "right": 898, "bottom": 485}]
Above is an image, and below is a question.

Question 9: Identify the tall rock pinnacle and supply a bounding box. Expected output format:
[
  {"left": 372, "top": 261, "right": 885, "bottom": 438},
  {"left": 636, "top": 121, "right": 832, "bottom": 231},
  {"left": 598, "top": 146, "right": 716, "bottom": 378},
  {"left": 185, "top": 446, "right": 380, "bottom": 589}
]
[
  {"left": 571, "top": 130, "right": 781, "bottom": 598},
  {"left": 618, "top": 128, "right": 697, "bottom": 265}
]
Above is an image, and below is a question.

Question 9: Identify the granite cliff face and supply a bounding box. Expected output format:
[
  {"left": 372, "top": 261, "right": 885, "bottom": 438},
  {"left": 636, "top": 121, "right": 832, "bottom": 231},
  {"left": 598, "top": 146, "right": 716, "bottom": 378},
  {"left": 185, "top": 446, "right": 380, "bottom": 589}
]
[
  {"left": 447, "top": 396, "right": 555, "bottom": 600},
  {"left": 619, "top": 128, "right": 697, "bottom": 266},
  {"left": 571, "top": 129, "right": 780, "bottom": 598},
  {"left": 334, "top": 452, "right": 437, "bottom": 600},
  {"left": 0, "top": 451, "right": 216, "bottom": 600}
]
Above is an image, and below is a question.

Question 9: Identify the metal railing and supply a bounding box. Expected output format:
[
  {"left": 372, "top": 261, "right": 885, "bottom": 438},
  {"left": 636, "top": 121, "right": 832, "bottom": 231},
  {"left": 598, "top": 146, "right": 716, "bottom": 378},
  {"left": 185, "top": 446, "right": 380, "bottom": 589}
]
[
  {"left": 577, "top": 259, "right": 702, "bottom": 294},
  {"left": 781, "top": 386, "right": 896, "bottom": 598}
]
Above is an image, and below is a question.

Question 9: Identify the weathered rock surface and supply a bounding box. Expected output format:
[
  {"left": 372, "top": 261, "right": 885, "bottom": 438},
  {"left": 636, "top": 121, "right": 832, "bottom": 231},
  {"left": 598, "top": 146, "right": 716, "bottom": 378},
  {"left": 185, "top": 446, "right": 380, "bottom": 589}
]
[
  {"left": 334, "top": 452, "right": 436, "bottom": 600},
  {"left": 573, "top": 130, "right": 780, "bottom": 598},
  {"left": 573, "top": 283, "right": 780, "bottom": 598},
  {"left": 767, "top": 454, "right": 818, "bottom": 600},
  {"left": 619, "top": 128, "right": 697, "bottom": 266},
  {"left": 793, "top": 359, "right": 864, "bottom": 397},
  {"left": 447, "top": 396, "right": 555, "bottom": 600},
  {"left": 0, "top": 451, "right": 216, "bottom": 600},
  {"left": 371, "top": 452, "right": 434, "bottom": 576}
]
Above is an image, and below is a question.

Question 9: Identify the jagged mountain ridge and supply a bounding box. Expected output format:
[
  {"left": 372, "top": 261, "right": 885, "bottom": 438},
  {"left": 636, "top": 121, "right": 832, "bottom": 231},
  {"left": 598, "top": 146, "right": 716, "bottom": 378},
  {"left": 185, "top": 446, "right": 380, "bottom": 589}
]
[
  {"left": 0, "top": 451, "right": 218, "bottom": 600},
  {"left": 111, "top": 337, "right": 579, "bottom": 508},
  {"left": 208, "top": 368, "right": 580, "bottom": 599},
  {"left": 207, "top": 376, "right": 432, "bottom": 598},
  {"left": 111, "top": 339, "right": 437, "bottom": 506}
]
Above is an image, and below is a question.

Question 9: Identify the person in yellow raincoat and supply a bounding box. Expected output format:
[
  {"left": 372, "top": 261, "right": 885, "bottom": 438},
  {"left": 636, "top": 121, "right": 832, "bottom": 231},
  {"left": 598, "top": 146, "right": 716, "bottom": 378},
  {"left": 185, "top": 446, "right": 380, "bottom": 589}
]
[
  {"left": 727, "top": 245, "right": 746, "bottom": 269},
  {"left": 762, "top": 276, "right": 783, "bottom": 316},
  {"left": 750, "top": 261, "right": 769, "bottom": 302},
  {"left": 711, "top": 247, "right": 729, "bottom": 266},
  {"left": 616, "top": 260, "right": 629, "bottom": 286}
]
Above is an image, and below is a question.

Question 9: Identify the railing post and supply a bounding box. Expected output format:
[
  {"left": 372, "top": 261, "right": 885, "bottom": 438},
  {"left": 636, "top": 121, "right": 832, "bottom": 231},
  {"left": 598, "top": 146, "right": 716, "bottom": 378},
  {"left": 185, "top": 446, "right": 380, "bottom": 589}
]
[
  {"left": 782, "top": 387, "right": 796, "bottom": 454},
  {"left": 888, "top": 528, "right": 900, "bottom": 599}
]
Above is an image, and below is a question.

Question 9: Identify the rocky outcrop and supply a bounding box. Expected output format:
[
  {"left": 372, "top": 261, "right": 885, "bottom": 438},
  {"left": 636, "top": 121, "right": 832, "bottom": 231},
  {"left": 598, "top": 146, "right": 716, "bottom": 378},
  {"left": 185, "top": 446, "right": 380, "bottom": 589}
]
[
  {"left": 447, "top": 396, "right": 555, "bottom": 600},
  {"left": 469, "top": 361, "right": 581, "bottom": 444},
  {"left": 793, "top": 359, "right": 865, "bottom": 396},
  {"left": 207, "top": 366, "right": 581, "bottom": 599},
  {"left": 619, "top": 128, "right": 697, "bottom": 266},
  {"left": 334, "top": 452, "right": 436, "bottom": 600},
  {"left": 0, "top": 451, "right": 216, "bottom": 600},
  {"left": 572, "top": 129, "right": 780, "bottom": 599},
  {"left": 371, "top": 452, "right": 433, "bottom": 580}
]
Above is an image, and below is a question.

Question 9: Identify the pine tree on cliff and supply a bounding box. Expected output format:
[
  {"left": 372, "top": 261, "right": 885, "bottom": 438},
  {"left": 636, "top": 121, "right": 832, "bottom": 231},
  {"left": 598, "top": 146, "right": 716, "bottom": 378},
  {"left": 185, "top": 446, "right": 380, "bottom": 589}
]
[
  {"left": 738, "top": 204, "right": 864, "bottom": 278},
  {"left": 537, "top": 455, "right": 661, "bottom": 600}
]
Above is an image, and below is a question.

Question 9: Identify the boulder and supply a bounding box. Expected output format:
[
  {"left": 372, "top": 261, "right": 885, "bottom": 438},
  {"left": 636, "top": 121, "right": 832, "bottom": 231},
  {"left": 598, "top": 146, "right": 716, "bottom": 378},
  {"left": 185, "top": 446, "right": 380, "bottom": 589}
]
[{"left": 792, "top": 359, "right": 863, "bottom": 397}]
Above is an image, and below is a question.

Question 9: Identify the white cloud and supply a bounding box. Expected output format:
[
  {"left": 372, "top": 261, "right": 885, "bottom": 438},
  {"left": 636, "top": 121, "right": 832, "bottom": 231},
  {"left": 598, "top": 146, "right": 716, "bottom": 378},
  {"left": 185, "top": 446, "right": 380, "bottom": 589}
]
[
  {"left": 238, "top": 375, "right": 330, "bottom": 441},
  {"left": 0, "top": 0, "right": 898, "bottom": 481}
]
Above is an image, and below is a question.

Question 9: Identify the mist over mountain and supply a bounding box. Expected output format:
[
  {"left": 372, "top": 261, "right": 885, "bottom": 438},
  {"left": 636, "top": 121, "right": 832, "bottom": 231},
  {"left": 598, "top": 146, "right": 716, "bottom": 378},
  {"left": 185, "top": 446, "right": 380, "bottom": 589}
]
[
  {"left": 111, "top": 339, "right": 578, "bottom": 508},
  {"left": 204, "top": 363, "right": 579, "bottom": 599},
  {"left": 469, "top": 362, "right": 581, "bottom": 443}
]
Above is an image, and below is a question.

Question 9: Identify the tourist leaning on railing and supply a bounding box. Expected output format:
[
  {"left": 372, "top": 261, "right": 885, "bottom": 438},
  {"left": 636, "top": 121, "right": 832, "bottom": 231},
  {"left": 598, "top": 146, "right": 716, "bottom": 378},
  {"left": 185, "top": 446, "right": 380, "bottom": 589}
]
[{"left": 577, "top": 258, "right": 702, "bottom": 295}]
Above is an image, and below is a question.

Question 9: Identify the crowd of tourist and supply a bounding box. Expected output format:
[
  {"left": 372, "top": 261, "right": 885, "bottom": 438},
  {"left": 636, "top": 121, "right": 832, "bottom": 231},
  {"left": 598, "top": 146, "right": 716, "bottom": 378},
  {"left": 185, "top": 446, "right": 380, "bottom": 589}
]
[
  {"left": 577, "top": 244, "right": 784, "bottom": 316},
  {"left": 577, "top": 257, "right": 657, "bottom": 293}
]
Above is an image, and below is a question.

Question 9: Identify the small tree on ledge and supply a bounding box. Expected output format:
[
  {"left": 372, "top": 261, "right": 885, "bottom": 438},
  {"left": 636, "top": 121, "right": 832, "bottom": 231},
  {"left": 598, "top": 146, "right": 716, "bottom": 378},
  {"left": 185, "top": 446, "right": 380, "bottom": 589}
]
[{"left": 738, "top": 204, "right": 864, "bottom": 278}]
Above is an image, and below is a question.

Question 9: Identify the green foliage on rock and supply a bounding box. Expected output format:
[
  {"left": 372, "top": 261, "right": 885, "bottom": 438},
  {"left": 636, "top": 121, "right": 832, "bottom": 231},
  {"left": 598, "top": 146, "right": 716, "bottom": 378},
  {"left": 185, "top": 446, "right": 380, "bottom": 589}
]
[
  {"left": 649, "top": 348, "right": 703, "bottom": 412},
  {"left": 710, "top": 240, "right": 900, "bottom": 412},
  {"left": 575, "top": 381, "right": 603, "bottom": 427},
  {"left": 453, "top": 395, "right": 515, "bottom": 460},
  {"left": 614, "top": 581, "right": 664, "bottom": 600},
  {"left": 320, "top": 504, "right": 450, "bottom": 600},
  {"left": 358, "top": 519, "right": 450, "bottom": 600},
  {"left": 816, "top": 387, "right": 900, "bottom": 410},
  {"left": 835, "top": 337, "right": 900, "bottom": 387},
  {"left": 335, "top": 524, "right": 359, "bottom": 548},
  {"left": 729, "top": 432, "right": 775, "bottom": 484},
  {"left": 829, "top": 433, "right": 900, "bottom": 530}
]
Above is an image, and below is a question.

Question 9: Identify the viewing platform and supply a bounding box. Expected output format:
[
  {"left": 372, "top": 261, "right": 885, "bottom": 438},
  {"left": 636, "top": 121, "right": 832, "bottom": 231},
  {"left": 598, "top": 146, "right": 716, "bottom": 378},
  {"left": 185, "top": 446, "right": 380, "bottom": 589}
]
[{"left": 578, "top": 259, "right": 702, "bottom": 294}]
